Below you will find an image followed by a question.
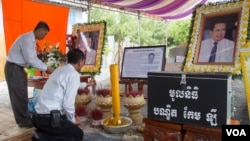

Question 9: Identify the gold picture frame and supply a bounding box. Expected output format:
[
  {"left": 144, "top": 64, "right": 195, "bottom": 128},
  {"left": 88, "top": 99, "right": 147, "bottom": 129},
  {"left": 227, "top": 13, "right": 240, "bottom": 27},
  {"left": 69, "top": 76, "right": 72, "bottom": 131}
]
[
  {"left": 184, "top": 1, "right": 250, "bottom": 75},
  {"left": 240, "top": 51, "right": 250, "bottom": 120},
  {"left": 72, "top": 22, "right": 106, "bottom": 73}
]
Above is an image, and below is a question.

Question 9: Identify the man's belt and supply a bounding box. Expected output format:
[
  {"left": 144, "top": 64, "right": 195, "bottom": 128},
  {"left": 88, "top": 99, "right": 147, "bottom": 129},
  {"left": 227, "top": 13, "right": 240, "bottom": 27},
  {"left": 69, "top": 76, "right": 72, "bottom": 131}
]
[
  {"left": 33, "top": 113, "right": 51, "bottom": 118},
  {"left": 33, "top": 113, "right": 66, "bottom": 118},
  {"left": 6, "top": 61, "right": 24, "bottom": 68}
]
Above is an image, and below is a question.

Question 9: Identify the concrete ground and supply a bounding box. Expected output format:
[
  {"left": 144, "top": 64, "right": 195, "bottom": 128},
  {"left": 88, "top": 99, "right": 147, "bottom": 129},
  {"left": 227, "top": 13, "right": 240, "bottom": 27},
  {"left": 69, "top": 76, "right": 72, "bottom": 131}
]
[{"left": 0, "top": 68, "right": 148, "bottom": 141}]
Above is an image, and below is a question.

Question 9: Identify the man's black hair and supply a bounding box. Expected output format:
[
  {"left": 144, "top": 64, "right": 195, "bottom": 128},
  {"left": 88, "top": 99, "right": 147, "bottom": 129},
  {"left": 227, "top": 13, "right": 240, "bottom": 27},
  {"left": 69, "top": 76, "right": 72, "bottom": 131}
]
[
  {"left": 34, "top": 21, "right": 50, "bottom": 31},
  {"left": 209, "top": 20, "right": 227, "bottom": 31},
  {"left": 148, "top": 53, "right": 155, "bottom": 57},
  {"left": 67, "top": 49, "right": 85, "bottom": 64}
]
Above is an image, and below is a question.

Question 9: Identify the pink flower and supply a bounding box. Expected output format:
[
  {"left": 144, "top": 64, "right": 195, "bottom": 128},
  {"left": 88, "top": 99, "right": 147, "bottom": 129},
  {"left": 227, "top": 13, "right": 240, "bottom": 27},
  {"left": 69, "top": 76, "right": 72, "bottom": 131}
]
[
  {"left": 90, "top": 108, "right": 103, "bottom": 120},
  {"left": 77, "top": 87, "right": 90, "bottom": 95},
  {"left": 75, "top": 105, "right": 87, "bottom": 116}
]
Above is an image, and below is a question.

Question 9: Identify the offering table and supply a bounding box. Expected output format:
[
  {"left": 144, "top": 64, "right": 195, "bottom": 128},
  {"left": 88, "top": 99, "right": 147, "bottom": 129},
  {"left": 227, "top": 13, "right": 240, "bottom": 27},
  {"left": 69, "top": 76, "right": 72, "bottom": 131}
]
[
  {"left": 28, "top": 75, "right": 91, "bottom": 89},
  {"left": 28, "top": 77, "right": 48, "bottom": 89},
  {"left": 119, "top": 79, "right": 148, "bottom": 95}
]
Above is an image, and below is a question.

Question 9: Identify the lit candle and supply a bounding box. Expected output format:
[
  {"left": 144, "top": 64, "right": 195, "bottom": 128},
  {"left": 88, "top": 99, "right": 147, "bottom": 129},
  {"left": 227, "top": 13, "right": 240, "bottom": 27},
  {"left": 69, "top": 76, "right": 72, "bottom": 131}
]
[{"left": 110, "top": 64, "right": 121, "bottom": 125}]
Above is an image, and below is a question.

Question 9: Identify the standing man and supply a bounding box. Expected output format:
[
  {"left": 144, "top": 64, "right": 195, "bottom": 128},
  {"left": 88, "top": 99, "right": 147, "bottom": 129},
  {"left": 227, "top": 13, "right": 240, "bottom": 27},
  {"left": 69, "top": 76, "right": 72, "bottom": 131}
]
[
  {"left": 4, "top": 21, "right": 54, "bottom": 128},
  {"left": 33, "top": 49, "right": 96, "bottom": 140},
  {"left": 198, "top": 21, "right": 235, "bottom": 63}
]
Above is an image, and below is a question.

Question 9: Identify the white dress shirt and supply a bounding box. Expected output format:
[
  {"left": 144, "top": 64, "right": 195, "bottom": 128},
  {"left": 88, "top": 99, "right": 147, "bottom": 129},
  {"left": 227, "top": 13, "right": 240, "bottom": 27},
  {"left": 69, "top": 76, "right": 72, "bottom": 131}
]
[
  {"left": 85, "top": 49, "right": 97, "bottom": 64},
  {"left": 6, "top": 31, "right": 47, "bottom": 71},
  {"left": 35, "top": 64, "right": 82, "bottom": 123},
  {"left": 198, "top": 38, "right": 235, "bottom": 63}
]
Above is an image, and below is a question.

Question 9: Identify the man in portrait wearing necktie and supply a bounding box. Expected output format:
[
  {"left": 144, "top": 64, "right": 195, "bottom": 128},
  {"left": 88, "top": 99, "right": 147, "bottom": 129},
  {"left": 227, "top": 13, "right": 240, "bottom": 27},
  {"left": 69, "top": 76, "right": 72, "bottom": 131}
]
[{"left": 198, "top": 20, "right": 235, "bottom": 63}]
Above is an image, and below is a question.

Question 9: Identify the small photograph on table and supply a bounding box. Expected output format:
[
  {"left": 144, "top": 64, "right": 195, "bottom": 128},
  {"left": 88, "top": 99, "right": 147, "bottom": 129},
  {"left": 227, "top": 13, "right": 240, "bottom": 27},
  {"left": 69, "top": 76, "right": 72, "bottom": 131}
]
[{"left": 121, "top": 46, "right": 166, "bottom": 79}]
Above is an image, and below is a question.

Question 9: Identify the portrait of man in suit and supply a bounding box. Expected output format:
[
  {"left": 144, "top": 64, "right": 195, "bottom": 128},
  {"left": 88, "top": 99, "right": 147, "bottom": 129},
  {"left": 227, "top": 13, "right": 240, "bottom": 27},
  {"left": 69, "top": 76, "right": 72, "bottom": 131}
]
[{"left": 197, "top": 14, "right": 238, "bottom": 63}]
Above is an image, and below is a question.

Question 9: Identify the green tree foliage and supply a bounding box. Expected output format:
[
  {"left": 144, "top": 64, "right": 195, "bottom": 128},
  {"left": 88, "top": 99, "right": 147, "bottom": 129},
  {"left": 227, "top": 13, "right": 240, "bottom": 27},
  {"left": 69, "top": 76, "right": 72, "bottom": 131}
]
[
  {"left": 90, "top": 8, "right": 191, "bottom": 47},
  {"left": 139, "top": 18, "right": 167, "bottom": 46},
  {"left": 167, "top": 20, "right": 192, "bottom": 47}
]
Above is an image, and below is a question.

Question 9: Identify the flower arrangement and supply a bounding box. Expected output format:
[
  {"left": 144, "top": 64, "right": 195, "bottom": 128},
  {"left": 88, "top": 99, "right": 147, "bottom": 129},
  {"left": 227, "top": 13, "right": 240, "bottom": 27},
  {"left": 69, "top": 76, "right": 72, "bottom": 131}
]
[
  {"left": 46, "top": 42, "right": 66, "bottom": 69},
  {"left": 90, "top": 107, "right": 103, "bottom": 120},
  {"left": 75, "top": 87, "right": 92, "bottom": 105},
  {"left": 96, "top": 88, "right": 111, "bottom": 97},
  {"left": 123, "top": 90, "right": 146, "bottom": 125},
  {"left": 66, "top": 34, "right": 78, "bottom": 50},
  {"left": 77, "top": 87, "right": 90, "bottom": 95},
  {"left": 37, "top": 42, "right": 66, "bottom": 69},
  {"left": 37, "top": 42, "right": 49, "bottom": 63},
  {"left": 123, "top": 90, "right": 146, "bottom": 106},
  {"left": 183, "top": 1, "right": 247, "bottom": 76},
  {"left": 75, "top": 105, "right": 88, "bottom": 116},
  {"left": 95, "top": 88, "right": 112, "bottom": 117}
]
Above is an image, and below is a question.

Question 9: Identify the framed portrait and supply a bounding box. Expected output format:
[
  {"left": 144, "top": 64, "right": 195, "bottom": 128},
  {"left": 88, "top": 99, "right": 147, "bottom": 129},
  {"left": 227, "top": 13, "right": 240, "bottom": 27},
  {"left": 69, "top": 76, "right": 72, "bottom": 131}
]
[
  {"left": 184, "top": 1, "right": 250, "bottom": 75},
  {"left": 72, "top": 22, "right": 106, "bottom": 73},
  {"left": 196, "top": 11, "right": 240, "bottom": 64},
  {"left": 120, "top": 45, "right": 166, "bottom": 79},
  {"left": 240, "top": 51, "right": 250, "bottom": 120}
]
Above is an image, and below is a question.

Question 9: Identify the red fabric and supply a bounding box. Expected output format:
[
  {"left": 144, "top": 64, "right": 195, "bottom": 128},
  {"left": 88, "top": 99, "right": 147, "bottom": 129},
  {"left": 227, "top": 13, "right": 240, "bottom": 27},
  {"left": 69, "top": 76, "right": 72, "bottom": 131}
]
[{"left": 2, "top": 0, "right": 69, "bottom": 54}]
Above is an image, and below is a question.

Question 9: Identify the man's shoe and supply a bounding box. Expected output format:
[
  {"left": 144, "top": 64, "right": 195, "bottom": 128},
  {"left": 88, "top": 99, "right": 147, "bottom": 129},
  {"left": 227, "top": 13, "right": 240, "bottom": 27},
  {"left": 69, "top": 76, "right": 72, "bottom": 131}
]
[
  {"left": 32, "top": 130, "right": 40, "bottom": 141},
  {"left": 18, "top": 122, "right": 34, "bottom": 128}
]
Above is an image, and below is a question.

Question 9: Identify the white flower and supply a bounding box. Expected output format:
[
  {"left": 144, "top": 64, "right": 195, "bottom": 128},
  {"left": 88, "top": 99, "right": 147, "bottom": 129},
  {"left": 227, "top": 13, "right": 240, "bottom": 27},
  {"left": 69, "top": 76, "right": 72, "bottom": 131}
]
[
  {"left": 45, "top": 42, "right": 65, "bottom": 69},
  {"left": 47, "top": 52, "right": 55, "bottom": 57},
  {"left": 55, "top": 42, "right": 60, "bottom": 48},
  {"left": 46, "top": 58, "right": 56, "bottom": 66}
]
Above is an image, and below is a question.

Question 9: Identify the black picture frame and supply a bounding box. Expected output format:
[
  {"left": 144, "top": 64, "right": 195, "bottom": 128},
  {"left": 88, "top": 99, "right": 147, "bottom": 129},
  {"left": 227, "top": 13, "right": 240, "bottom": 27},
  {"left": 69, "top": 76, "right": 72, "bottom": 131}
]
[{"left": 120, "top": 45, "right": 166, "bottom": 79}]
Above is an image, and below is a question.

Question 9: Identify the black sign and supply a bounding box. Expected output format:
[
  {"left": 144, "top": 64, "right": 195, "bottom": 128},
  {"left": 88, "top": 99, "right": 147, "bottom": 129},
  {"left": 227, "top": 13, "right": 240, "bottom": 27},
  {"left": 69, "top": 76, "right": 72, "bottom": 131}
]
[{"left": 147, "top": 72, "right": 232, "bottom": 128}]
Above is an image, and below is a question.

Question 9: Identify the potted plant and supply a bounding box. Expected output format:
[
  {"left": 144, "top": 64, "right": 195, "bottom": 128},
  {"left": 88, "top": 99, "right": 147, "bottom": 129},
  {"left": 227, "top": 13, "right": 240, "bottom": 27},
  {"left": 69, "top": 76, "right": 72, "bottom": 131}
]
[
  {"left": 123, "top": 90, "right": 146, "bottom": 125},
  {"left": 75, "top": 104, "right": 88, "bottom": 124},
  {"left": 90, "top": 107, "right": 103, "bottom": 127},
  {"left": 75, "top": 104, "right": 88, "bottom": 117},
  {"left": 75, "top": 87, "right": 92, "bottom": 106},
  {"left": 95, "top": 88, "right": 112, "bottom": 118}
]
